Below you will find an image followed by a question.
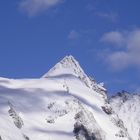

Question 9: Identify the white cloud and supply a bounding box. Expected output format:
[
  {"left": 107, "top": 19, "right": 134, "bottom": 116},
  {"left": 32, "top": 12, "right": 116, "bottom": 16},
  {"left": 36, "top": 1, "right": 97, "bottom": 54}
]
[
  {"left": 100, "top": 29, "right": 140, "bottom": 70},
  {"left": 68, "top": 30, "right": 80, "bottom": 40},
  {"left": 100, "top": 31, "right": 125, "bottom": 47},
  {"left": 19, "top": 0, "right": 63, "bottom": 16}
]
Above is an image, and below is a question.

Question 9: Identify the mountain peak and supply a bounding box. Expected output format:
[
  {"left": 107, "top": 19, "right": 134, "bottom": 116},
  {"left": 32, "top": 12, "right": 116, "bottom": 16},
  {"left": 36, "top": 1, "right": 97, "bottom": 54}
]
[
  {"left": 59, "top": 55, "right": 80, "bottom": 68},
  {"left": 42, "top": 55, "right": 106, "bottom": 94},
  {"left": 60, "top": 55, "right": 85, "bottom": 73},
  {"left": 62, "top": 55, "right": 75, "bottom": 62},
  {"left": 42, "top": 55, "right": 85, "bottom": 78}
]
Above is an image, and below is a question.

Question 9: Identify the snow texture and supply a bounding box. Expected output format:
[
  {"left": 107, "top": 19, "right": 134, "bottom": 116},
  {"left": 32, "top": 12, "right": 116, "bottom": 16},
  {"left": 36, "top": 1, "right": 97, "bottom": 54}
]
[
  {"left": 0, "top": 55, "right": 136, "bottom": 140},
  {"left": 110, "top": 91, "right": 140, "bottom": 140}
]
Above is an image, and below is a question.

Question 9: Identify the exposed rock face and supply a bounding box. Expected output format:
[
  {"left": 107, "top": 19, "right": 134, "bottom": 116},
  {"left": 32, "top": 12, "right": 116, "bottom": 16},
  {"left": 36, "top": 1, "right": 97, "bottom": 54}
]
[
  {"left": 101, "top": 105, "right": 113, "bottom": 115},
  {"left": 74, "top": 109, "right": 105, "bottom": 140},
  {"left": 23, "top": 134, "right": 30, "bottom": 140},
  {"left": 8, "top": 102, "right": 24, "bottom": 129}
]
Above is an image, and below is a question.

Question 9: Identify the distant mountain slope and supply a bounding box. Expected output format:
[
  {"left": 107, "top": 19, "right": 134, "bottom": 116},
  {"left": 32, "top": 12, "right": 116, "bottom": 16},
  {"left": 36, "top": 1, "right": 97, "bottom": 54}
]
[
  {"left": 110, "top": 91, "right": 140, "bottom": 140},
  {"left": 0, "top": 55, "right": 133, "bottom": 140}
]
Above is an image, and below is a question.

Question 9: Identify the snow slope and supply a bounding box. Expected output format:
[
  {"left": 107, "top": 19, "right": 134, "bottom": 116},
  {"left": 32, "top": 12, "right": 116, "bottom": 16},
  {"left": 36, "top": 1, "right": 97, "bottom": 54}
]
[
  {"left": 0, "top": 55, "right": 131, "bottom": 140},
  {"left": 110, "top": 91, "right": 140, "bottom": 140}
]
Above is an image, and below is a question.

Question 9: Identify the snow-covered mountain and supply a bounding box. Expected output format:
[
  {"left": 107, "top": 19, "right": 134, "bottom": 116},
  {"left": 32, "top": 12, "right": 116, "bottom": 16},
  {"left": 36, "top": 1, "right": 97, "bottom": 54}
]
[
  {"left": 110, "top": 91, "right": 140, "bottom": 140},
  {"left": 0, "top": 55, "right": 138, "bottom": 140}
]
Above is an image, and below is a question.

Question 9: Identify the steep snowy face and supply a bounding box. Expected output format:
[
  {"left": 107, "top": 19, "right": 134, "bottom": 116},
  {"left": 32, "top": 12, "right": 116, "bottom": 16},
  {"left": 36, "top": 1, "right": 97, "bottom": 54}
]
[
  {"left": 110, "top": 91, "right": 140, "bottom": 140},
  {"left": 42, "top": 55, "right": 107, "bottom": 97},
  {"left": 0, "top": 55, "right": 131, "bottom": 140},
  {"left": 43, "top": 55, "right": 87, "bottom": 78},
  {"left": 1, "top": 77, "right": 106, "bottom": 140}
]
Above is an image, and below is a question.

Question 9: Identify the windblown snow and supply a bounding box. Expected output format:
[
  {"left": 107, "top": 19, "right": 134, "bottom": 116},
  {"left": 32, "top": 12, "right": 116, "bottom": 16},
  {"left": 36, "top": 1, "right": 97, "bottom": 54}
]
[{"left": 0, "top": 55, "right": 138, "bottom": 140}]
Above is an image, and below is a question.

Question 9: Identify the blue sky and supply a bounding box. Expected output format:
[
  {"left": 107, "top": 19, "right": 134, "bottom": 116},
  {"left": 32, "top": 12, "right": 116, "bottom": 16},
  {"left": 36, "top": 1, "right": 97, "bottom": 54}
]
[{"left": 0, "top": 0, "right": 140, "bottom": 94}]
